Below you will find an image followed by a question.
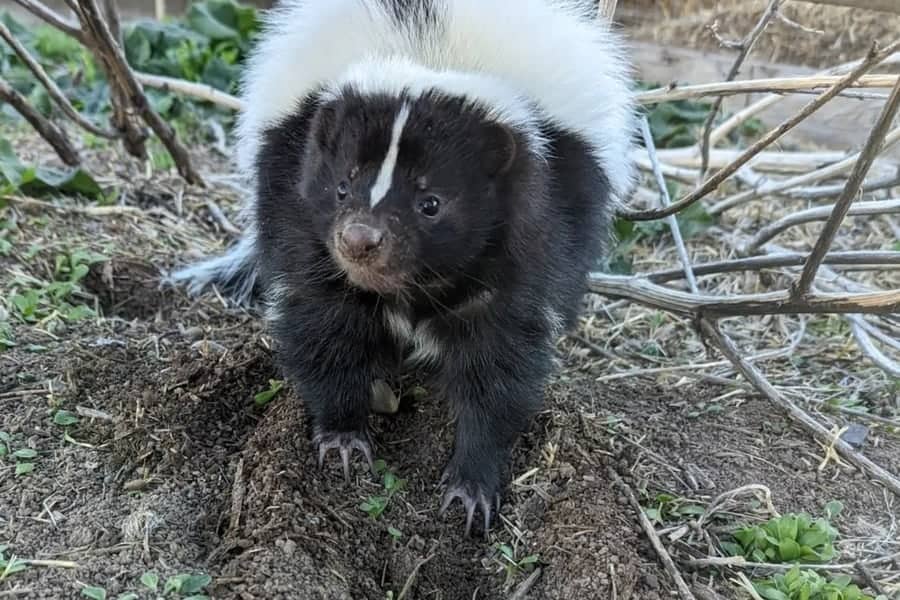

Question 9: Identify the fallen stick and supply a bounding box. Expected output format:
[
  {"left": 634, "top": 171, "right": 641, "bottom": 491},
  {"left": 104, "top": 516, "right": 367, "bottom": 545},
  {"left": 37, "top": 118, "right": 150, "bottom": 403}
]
[{"left": 608, "top": 467, "right": 697, "bottom": 600}]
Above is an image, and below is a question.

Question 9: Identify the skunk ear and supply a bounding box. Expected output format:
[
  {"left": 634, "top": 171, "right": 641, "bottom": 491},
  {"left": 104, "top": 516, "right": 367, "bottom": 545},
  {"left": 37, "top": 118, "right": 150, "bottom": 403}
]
[
  {"left": 482, "top": 122, "right": 517, "bottom": 177},
  {"left": 313, "top": 103, "right": 339, "bottom": 152}
]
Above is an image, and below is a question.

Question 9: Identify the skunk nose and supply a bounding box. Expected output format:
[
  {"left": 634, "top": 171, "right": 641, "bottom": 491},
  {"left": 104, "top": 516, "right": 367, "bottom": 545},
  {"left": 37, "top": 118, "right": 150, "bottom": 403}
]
[{"left": 339, "top": 223, "right": 384, "bottom": 259}]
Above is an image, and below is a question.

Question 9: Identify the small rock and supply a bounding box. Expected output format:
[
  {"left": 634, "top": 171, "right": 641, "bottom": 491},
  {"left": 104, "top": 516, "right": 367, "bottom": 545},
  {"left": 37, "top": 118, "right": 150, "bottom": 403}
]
[
  {"left": 643, "top": 573, "right": 660, "bottom": 590},
  {"left": 841, "top": 423, "right": 869, "bottom": 449},
  {"left": 282, "top": 539, "right": 297, "bottom": 557}
]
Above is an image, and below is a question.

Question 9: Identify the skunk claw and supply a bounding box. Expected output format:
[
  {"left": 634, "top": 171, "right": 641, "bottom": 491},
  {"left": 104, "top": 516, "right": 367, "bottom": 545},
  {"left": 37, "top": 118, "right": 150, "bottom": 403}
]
[
  {"left": 314, "top": 430, "right": 374, "bottom": 481},
  {"left": 439, "top": 482, "right": 496, "bottom": 538}
]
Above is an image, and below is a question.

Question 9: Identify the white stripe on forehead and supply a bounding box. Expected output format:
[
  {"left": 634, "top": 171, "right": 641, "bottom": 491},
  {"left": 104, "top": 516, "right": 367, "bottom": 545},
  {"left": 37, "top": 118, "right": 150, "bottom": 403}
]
[{"left": 369, "top": 102, "right": 412, "bottom": 208}]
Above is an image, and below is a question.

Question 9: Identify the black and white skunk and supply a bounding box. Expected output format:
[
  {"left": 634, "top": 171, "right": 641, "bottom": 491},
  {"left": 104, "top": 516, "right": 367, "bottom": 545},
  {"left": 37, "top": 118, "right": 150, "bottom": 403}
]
[{"left": 170, "top": 0, "right": 637, "bottom": 536}]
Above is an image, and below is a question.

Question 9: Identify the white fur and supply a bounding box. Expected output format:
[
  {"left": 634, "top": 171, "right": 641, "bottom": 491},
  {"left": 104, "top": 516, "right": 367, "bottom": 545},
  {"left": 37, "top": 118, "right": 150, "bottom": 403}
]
[
  {"left": 383, "top": 309, "right": 444, "bottom": 366},
  {"left": 370, "top": 102, "right": 412, "bottom": 207},
  {"left": 236, "top": 0, "right": 636, "bottom": 199},
  {"left": 383, "top": 306, "right": 415, "bottom": 342},
  {"left": 166, "top": 233, "right": 258, "bottom": 305},
  {"left": 176, "top": 0, "right": 637, "bottom": 300}
]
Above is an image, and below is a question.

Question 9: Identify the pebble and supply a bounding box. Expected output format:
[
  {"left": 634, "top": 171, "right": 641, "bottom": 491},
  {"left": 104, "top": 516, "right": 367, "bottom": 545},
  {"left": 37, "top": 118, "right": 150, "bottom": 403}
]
[
  {"left": 282, "top": 538, "right": 297, "bottom": 557},
  {"left": 642, "top": 573, "right": 660, "bottom": 590}
]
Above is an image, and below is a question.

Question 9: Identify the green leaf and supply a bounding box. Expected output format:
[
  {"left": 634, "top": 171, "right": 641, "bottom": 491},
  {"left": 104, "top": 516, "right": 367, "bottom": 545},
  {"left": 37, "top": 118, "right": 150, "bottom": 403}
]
[
  {"left": 188, "top": 3, "right": 240, "bottom": 40},
  {"left": 253, "top": 379, "right": 284, "bottom": 406},
  {"left": 720, "top": 541, "right": 744, "bottom": 557},
  {"left": 164, "top": 575, "right": 185, "bottom": 594},
  {"left": 824, "top": 500, "right": 843, "bottom": 521},
  {"left": 53, "top": 410, "right": 79, "bottom": 426},
  {"left": 81, "top": 586, "right": 106, "bottom": 600},
  {"left": 756, "top": 588, "right": 791, "bottom": 600},
  {"left": 141, "top": 571, "right": 159, "bottom": 592},
  {"left": 387, "top": 526, "right": 402, "bottom": 539},
  {"left": 140, "top": 571, "right": 159, "bottom": 592},
  {"left": 12, "top": 448, "right": 37, "bottom": 459},
  {"left": 15, "top": 463, "right": 34, "bottom": 476},
  {"left": 178, "top": 574, "right": 212, "bottom": 594},
  {"left": 777, "top": 538, "right": 802, "bottom": 562}
]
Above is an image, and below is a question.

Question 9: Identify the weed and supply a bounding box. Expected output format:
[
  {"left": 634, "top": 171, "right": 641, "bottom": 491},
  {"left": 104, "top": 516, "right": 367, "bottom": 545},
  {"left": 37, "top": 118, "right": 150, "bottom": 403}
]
[
  {"left": 723, "top": 502, "right": 842, "bottom": 563},
  {"left": 495, "top": 543, "right": 540, "bottom": 589},
  {"left": 52, "top": 409, "right": 79, "bottom": 427},
  {"left": 6, "top": 444, "right": 38, "bottom": 476},
  {"left": 642, "top": 492, "right": 706, "bottom": 525},
  {"left": 163, "top": 572, "right": 212, "bottom": 596},
  {"left": 140, "top": 570, "right": 159, "bottom": 592},
  {"left": 359, "top": 460, "right": 406, "bottom": 520},
  {"left": 253, "top": 378, "right": 285, "bottom": 407},
  {"left": 5, "top": 247, "right": 104, "bottom": 329},
  {"left": 0, "top": 545, "right": 28, "bottom": 582},
  {"left": 751, "top": 565, "right": 884, "bottom": 600},
  {"left": 81, "top": 586, "right": 107, "bottom": 600}
]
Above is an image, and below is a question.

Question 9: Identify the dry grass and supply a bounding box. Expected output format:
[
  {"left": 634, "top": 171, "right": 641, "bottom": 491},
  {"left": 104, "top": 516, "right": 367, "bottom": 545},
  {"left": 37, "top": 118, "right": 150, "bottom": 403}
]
[{"left": 622, "top": 0, "right": 900, "bottom": 69}]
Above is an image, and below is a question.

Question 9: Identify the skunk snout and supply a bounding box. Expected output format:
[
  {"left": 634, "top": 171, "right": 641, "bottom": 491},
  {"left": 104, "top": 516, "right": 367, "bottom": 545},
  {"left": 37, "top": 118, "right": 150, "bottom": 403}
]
[{"left": 338, "top": 222, "right": 385, "bottom": 261}]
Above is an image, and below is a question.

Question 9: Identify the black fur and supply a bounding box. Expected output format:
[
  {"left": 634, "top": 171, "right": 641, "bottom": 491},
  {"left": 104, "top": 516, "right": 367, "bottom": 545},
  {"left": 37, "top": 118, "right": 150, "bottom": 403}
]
[{"left": 254, "top": 87, "right": 611, "bottom": 534}]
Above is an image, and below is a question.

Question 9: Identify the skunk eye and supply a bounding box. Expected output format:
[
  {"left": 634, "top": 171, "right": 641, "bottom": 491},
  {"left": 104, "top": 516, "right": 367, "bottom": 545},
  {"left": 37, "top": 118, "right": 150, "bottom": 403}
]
[
  {"left": 416, "top": 195, "right": 441, "bottom": 218},
  {"left": 336, "top": 181, "right": 349, "bottom": 200}
]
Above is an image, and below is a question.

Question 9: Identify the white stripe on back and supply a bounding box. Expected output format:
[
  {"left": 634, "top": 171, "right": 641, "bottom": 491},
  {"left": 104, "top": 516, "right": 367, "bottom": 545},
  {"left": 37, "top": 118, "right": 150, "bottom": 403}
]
[{"left": 370, "top": 102, "right": 411, "bottom": 208}]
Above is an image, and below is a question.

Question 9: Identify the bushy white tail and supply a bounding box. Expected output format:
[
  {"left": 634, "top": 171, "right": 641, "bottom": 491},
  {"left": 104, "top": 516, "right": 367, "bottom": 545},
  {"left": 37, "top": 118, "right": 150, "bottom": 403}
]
[{"left": 165, "top": 234, "right": 259, "bottom": 307}]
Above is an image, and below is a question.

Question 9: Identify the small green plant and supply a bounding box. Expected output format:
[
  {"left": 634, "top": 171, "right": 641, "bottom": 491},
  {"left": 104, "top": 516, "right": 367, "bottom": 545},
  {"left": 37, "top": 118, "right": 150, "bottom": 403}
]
[
  {"left": 6, "top": 248, "right": 104, "bottom": 328},
  {"left": 81, "top": 586, "right": 107, "bottom": 600},
  {"left": 140, "top": 570, "right": 159, "bottom": 593},
  {"left": 751, "top": 566, "right": 883, "bottom": 600},
  {"left": 723, "top": 502, "right": 842, "bottom": 564},
  {"left": 10, "top": 446, "right": 37, "bottom": 476},
  {"left": 359, "top": 460, "right": 406, "bottom": 520},
  {"left": 253, "top": 378, "right": 285, "bottom": 407},
  {"left": 495, "top": 543, "right": 540, "bottom": 589},
  {"left": 642, "top": 492, "right": 706, "bottom": 525},
  {"left": 163, "top": 572, "right": 212, "bottom": 597},
  {"left": 0, "top": 138, "right": 104, "bottom": 198},
  {"left": 387, "top": 526, "right": 402, "bottom": 541},
  {"left": 53, "top": 409, "right": 79, "bottom": 427},
  {"left": 0, "top": 545, "right": 28, "bottom": 582}
]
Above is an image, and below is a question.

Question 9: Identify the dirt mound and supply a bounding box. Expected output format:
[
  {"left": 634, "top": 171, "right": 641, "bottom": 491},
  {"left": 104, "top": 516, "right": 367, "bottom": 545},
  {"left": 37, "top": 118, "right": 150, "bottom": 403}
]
[{"left": 3, "top": 314, "right": 896, "bottom": 598}]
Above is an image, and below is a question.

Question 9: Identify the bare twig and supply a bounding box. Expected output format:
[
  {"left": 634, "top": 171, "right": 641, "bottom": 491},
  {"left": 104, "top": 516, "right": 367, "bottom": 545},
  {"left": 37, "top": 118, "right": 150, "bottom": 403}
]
[
  {"left": 699, "top": 319, "right": 900, "bottom": 497},
  {"left": 794, "top": 0, "right": 900, "bottom": 14},
  {"left": 745, "top": 200, "right": 900, "bottom": 253},
  {"left": 508, "top": 568, "right": 543, "bottom": 600},
  {"left": 71, "top": 0, "right": 205, "bottom": 186},
  {"left": 609, "top": 467, "right": 697, "bottom": 600},
  {"left": 636, "top": 74, "right": 900, "bottom": 105},
  {"left": 587, "top": 274, "right": 899, "bottom": 317},
  {"left": 10, "top": 0, "right": 84, "bottom": 43},
  {"left": 698, "top": 0, "right": 782, "bottom": 180},
  {"left": 0, "top": 20, "right": 116, "bottom": 139},
  {"left": 640, "top": 116, "right": 699, "bottom": 292},
  {"left": 709, "top": 127, "right": 900, "bottom": 215},
  {"left": 621, "top": 40, "right": 900, "bottom": 222},
  {"left": 228, "top": 458, "right": 245, "bottom": 533},
  {"left": 849, "top": 317, "right": 900, "bottom": 378},
  {"left": 683, "top": 553, "right": 900, "bottom": 574},
  {"left": 646, "top": 251, "right": 900, "bottom": 283},
  {"left": 793, "top": 76, "right": 900, "bottom": 297},
  {"left": 0, "top": 76, "right": 79, "bottom": 166},
  {"left": 135, "top": 72, "right": 244, "bottom": 111}
]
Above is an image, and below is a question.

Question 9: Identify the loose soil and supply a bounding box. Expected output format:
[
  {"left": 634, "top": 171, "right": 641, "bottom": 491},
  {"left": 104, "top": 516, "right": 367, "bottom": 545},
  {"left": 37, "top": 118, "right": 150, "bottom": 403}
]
[{"left": 2, "top": 253, "right": 898, "bottom": 599}]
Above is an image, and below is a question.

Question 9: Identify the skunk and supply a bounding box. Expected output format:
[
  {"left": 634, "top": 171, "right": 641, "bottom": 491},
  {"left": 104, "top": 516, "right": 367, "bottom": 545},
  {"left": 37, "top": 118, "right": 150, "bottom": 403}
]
[{"left": 169, "top": 0, "right": 637, "bottom": 536}]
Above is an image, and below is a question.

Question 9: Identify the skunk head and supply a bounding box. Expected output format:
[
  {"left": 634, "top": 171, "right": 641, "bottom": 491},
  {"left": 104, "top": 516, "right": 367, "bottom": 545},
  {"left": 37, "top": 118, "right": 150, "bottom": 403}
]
[{"left": 300, "top": 88, "right": 523, "bottom": 297}]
